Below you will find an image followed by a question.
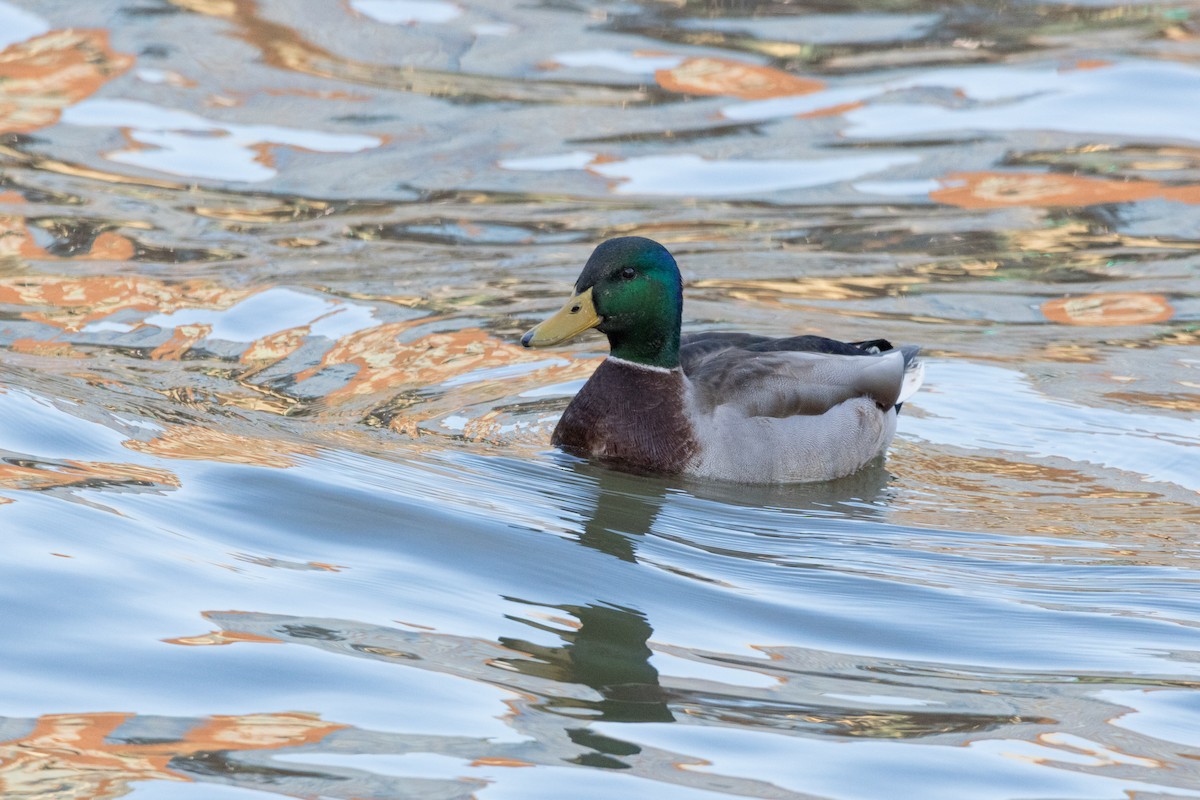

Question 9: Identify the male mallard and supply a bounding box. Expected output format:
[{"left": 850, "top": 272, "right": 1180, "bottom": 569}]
[{"left": 521, "top": 237, "right": 923, "bottom": 483}]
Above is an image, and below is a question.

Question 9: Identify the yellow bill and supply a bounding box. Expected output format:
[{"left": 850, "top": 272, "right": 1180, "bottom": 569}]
[{"left": 521, "top": 287, "right": 599, "bottom": 347}]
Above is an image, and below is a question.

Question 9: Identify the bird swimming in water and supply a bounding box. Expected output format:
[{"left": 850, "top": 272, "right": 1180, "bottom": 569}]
[{"left": 522, "top": 236, "right": 923, "bottom": 483}]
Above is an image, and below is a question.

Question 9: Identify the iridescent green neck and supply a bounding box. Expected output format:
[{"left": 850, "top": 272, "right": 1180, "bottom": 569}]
[{"left": 607, "top": 322, "right": 681, "bottom": 369}]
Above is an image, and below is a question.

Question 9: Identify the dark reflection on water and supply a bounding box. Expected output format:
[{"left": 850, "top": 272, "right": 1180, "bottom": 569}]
[
  {"left": 500, "top": 599, "right": 673, "bottom": 725},
  {"left": 557, "top": 455, "right": 898, "bottom": 562}
]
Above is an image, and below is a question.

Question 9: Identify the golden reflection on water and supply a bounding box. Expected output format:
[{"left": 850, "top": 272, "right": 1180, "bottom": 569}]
[
  {"left": 191, "top": 199, "right": 338, "bottom": 224},
  {"left": 1154, "top": 328, "right": 1200, "bottom": 346},
  {"left": 1009, "top": 222, "right": 1200, "bottom": 258},
  {"left": 694, "top": 275, "right": 927, "bottom": 304},
  {"left": 1039, "top": 343, "right": 1104, "bottom": 364},
  {"left": 887, "top": 441, "right": 1200, "bottom": 547},
  {"left": 0, "top": 139, "right": 188, "bottom": 191},
  {"left": 1014, "top": 144, "right": 1200, "bottom": 173},
  {"left": 1104, "top": 390, "right": 1200, "bottom": 413}
]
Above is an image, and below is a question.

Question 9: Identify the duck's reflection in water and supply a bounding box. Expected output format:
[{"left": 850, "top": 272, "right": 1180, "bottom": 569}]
[
  {"left": 136, "top": 463, "right": 1037, "bottom": 789},
  {"left": 146, "top": 596, "right": 1193, "bottom": 798},
  {"left": 490, "top": 457, "right": 896, "bottom": 729},
  {"left": 558, "top": 450, "right": 895, "bottom": 548},
  {"left": 27, "top": 462, "right": 1181, "bottom": 797},
  {"left": 498, "top": 598, "right": 673, "bottom": 724}
]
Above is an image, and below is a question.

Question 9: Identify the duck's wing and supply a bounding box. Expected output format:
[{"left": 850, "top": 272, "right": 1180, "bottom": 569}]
[
  {"left": 680, "top": 332, "right": 890, "bottom": 363},
  {"left": 683, "top": 338, "right": 919, "bottom": 418}
]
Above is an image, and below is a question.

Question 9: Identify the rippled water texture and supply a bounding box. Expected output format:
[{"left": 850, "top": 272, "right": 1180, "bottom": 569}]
[{"left": 2, "top": 1, "right": 1199, "bottom": 798}]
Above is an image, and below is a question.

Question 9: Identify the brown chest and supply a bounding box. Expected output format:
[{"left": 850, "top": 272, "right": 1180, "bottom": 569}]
[{"left": 551, "top": 359, "right": 697, "bottom": 475}]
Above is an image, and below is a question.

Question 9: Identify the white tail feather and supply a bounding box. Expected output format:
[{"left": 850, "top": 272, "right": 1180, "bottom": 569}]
[{"left": 898, "top": 354, "right": 925, "bottom": 405}]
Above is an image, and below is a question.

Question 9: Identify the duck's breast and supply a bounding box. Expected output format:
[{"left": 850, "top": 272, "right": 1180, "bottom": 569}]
[{"left": 553, "top": 358, "right": 698, "bottom": 474}]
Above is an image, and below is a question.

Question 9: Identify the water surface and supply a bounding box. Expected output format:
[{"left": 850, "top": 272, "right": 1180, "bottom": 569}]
[{"left": 1, "top": 1, "right": 1199, "bottom": 798}]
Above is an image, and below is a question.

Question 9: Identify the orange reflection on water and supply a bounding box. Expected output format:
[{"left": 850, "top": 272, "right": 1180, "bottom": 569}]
[
  {"left": 384, "top": 354, "right": 599, "bottom": 444},
  {"left": 165, "top": 629, "right": 283, "bottom": 646},
  {"left": 9, "top": 338, "right": 86, "bottom": 358},
  {"left": 0, "top": 275, "right": 251, "bottom": 332},
  {"left": 123, "top": 425, "right": 315, "bottom": 468},
  {"left": 797, "top": 101, "right": 867, "bottom": 119},
  {"left": 149, "top": 323, "right": 212, "bottom": 360},
  {"left": 1, "top": 218, "right": 156, "bottom": 263},
  {"left": 0, "top": 459, "right": 179, "bottom": 494},
  {"left": 0, "top": 215, "right": 48, "bottom": 259},
  {"left": 240, "top": 325, "right": 310, "bottom": 368},
  {"left": 0, "top": 30, "right": 133, "bottom": 134},
  {"left": 655, "top": 58, "right": 824, "bottom": 99},
  {"left": 78, "top": 232, "right": 137, "bottom": 262},
  {"left": 295, "top": 325, "right": 550, "bottom": 404},
  {"left": 472, "top": 756, "right": 536, "bottom": 768},
  {"left": 931, "top": 171, "right": 1200, "bottom": 208},
  {"left": 1042, "top": 293, "right": 1174, "bottom": 326},
  {"left": 0, "top": 711, "right": 344, "bottom": 800}
]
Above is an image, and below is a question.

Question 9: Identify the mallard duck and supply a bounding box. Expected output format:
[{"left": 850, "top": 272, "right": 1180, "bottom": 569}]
[{"left": 521, "top": 236, "right": 923, "bottom": 483}]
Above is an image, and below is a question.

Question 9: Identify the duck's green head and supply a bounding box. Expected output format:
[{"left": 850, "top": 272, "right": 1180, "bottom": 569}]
[{"left": 521, "top": 237, "right": 683, "bottom": 368}]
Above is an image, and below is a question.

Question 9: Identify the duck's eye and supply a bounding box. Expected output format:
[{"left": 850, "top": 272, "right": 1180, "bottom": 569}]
[{"left": 620, "top": 267, "right": 636, "bottom": 280}]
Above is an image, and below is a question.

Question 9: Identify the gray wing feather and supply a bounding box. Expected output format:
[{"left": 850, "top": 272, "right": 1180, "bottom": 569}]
[{"left": 685, "top": 348, "right": 906, "bottom": 418}]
